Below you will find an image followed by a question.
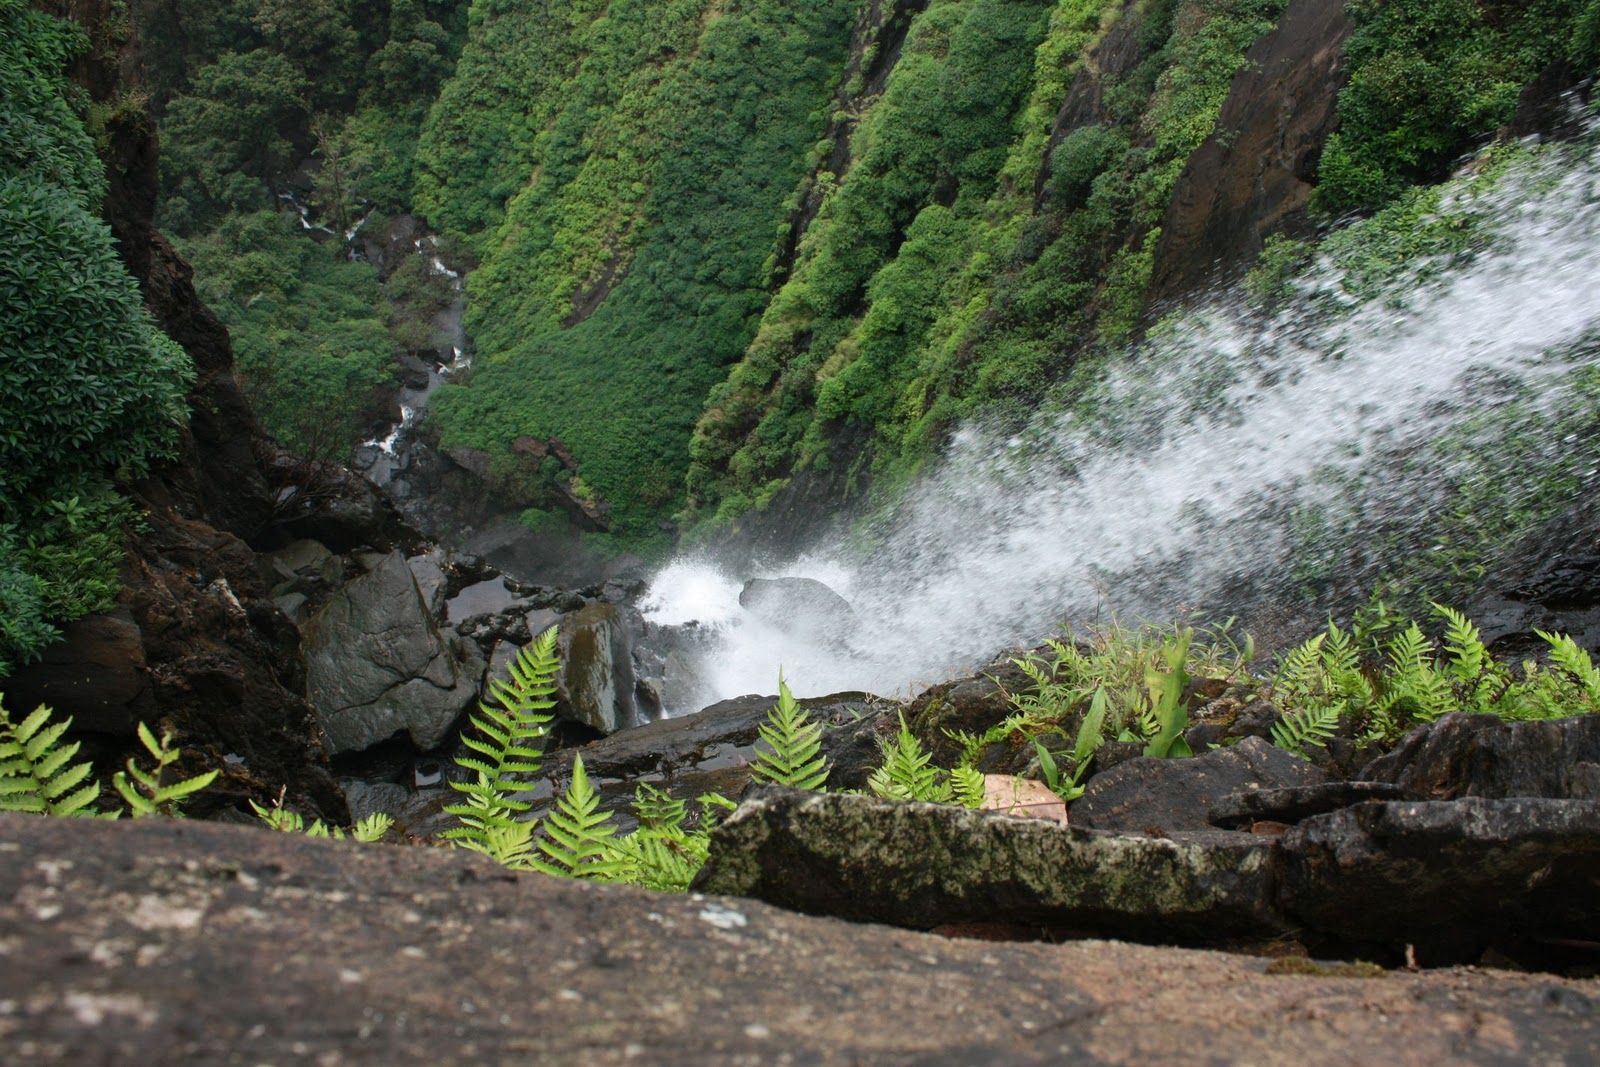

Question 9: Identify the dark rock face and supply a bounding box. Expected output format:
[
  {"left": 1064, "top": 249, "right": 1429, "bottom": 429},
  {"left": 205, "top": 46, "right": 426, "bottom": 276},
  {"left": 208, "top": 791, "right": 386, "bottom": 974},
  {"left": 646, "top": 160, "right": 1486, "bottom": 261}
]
[
  {"left": 1465, "top": 500, "right": 1600, "bottom": 661},
  {"left": 1148, "top": 0, "right": 1355, "bottom": 304},
  {"left": 8, "top": 814, "right": 1599, "bottom": 1066},
  {"left": 1073, "top": 737, "right": 1327, "bottom": 832},
  {"left": 1209, "top": 781, "right": 1411, "bottom": 830},
  {"left": 1281, "top": 798, "right": 1600, "bottom": 964},
  {"left": 1359, "top": 713, "right": 1600, "bottom": 801},
  {"left": 1, "top": 610, "right": 147, "bottom": 735},
  {"left": 694, "top": 786, "right": 1287, "bottom": 941},
  {"left": 303, "top": 551, "right": 485, "bottom": 754}
]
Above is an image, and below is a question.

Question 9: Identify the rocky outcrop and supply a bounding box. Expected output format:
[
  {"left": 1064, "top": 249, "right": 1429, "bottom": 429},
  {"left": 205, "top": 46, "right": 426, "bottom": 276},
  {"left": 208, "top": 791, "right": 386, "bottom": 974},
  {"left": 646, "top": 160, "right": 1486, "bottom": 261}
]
[
  {"left": 1072, "top": 736, "right": 1327, "bottom": 832},
  {"left": 695, "top": 783, "right": 1600, "bottom": 967},
  {"left": 7, "top": 813, "right": 1599, "bottom": 1066},
  {"left": 303, "top": 551, "right": 485, "bottom": 754},
  {"left": 694, "top": 786, "right": 1286, "bottom": 941},
  {"left": 1359, "top": 713, "right": 1600, "bottom": 801},
  {"left": 1147, "top": 0, "right": 1355, "bottom": 305}
]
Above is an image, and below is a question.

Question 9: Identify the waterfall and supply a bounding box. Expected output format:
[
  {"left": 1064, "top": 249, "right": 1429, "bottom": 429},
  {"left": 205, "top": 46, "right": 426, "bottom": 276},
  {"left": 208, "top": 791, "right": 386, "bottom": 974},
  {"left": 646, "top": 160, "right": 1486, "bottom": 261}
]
[{"left": 643, "top": 130, "right": 1600, "bottom": 711}]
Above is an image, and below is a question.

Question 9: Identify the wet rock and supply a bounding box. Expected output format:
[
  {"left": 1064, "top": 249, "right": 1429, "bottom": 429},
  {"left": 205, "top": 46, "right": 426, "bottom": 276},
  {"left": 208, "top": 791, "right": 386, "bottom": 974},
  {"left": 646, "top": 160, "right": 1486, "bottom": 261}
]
[
  {"left": 1149, "top": 0, "right": 1354, "bottom": 303},
  {"left": 1465, "top": 499, "right": 1600, "bottom": 660},
  {"left": 738, "top": 577, "right": 857, "bottom": 640},
  {"left": 406, "top": 549, "right": 449, "bottom": 617},
  {"left": 1359, "top": 713, "right": 1600, "bottom": 800},
  {"left": 692, "top": 786, "right": 1285, "bottom": 941},
  {"left": 1209, "top": 781, "right": 1412, "bottom": 829},
  {"left": 303, "top": 550, "right": 486, "bottom": 753},
  {"left": 1073, "top": 737, "right": 1326, "bottom": 832},
  {"left": 556, "top": 602, "right": 640, "bottom": 735},
  {"left": 1280, "top": 797, "right": 1600, "bottom": 964},
  {"left": 903, "top": 652, "right": 1036, "bottom": 769}
]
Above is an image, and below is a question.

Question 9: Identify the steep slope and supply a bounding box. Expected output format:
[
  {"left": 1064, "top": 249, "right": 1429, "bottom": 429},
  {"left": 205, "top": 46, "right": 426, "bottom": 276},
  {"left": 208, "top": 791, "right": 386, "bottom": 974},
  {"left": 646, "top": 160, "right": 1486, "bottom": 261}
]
[{"left": 417, "top": 0, "right": 1596, "bottom": 550}]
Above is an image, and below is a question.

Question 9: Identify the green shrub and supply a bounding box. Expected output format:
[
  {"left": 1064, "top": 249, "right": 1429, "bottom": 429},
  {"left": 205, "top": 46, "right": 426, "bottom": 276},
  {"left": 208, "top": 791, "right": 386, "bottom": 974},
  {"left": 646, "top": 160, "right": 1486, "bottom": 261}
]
[{"left": 0, "top": 1, "right": 194, "bottom": 673}]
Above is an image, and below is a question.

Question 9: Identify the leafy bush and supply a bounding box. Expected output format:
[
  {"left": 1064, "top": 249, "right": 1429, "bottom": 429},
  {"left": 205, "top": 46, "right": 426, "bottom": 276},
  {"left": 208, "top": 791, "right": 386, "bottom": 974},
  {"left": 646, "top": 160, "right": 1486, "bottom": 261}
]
[{"left": 0, "top": 1, "right": 194, "bottom": 673}]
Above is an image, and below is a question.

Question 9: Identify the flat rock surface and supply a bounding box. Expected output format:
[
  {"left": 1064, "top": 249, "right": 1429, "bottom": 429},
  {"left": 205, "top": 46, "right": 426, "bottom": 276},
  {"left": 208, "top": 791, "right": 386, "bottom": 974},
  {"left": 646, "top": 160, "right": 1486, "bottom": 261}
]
[{"left": 3, "top": 814, "right": 1598, "bottom": 1065}]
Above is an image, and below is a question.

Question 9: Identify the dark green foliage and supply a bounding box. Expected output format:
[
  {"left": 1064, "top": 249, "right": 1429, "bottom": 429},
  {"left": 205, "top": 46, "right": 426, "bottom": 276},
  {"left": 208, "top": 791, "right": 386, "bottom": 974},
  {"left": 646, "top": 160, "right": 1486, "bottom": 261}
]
[
  {"left": 425, "top": 0, "right": 860, "bottom": 534},
  {"left": 175, "top": 210, "right": 397, "bottom": 462},
  {"left": 868, "top": 713, "right": 985, "bottom": 806},
  {"left": 156, "top": 49, "right": 309, "bottom": 233},
  {"left": 1313, "top": 0, "right": 1578, "bottom": 217},
  {"left": 0, "top": 1, "right": 194, "bottom": 673}
]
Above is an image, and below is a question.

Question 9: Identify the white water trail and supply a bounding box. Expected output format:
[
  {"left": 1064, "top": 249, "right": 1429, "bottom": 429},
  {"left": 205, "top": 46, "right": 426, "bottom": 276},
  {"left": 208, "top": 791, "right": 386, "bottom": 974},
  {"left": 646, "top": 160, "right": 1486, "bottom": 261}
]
[{"left": 644, "top": 134, "right": 1600, "bottom": 711}]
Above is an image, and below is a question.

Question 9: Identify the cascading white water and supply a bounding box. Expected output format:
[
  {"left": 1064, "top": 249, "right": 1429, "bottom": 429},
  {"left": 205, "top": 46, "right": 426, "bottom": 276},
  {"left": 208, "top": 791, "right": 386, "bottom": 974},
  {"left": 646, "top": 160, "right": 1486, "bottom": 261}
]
[{"left": 644, "top": 130, "right": 1600, "bottom": 712}]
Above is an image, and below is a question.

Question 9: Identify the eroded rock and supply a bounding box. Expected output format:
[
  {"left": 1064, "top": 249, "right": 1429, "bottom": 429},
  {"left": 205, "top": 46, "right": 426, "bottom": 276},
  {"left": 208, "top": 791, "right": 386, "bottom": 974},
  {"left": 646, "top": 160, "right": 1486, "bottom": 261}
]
[{"left": 1359, "top": 713, "right": 1600, "bottom": 801}]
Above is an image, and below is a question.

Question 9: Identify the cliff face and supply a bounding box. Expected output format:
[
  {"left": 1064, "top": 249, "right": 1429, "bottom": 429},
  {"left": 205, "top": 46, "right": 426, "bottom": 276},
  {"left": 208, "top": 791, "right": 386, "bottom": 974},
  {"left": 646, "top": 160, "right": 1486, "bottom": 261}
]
[{"left": 10, "top": 0, "right": 353, "bottom": 819}]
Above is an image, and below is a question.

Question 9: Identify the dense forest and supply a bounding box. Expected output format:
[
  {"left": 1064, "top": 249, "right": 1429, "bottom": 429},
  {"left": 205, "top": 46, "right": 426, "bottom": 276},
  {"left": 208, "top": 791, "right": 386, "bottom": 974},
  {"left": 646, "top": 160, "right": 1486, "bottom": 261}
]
[{"left": 4, "top": 0, "right": 1600, "bottom": 669}]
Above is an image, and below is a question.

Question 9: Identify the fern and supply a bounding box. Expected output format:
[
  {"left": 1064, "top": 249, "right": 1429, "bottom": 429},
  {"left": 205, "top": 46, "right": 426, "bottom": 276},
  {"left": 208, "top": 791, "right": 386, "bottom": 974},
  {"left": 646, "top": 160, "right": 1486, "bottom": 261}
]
[
  {"left": 113, "top": 721, "right": 219, "bottom": 817},
  {"left": 869, "top": 713, "right": 949, "bottom": 802},
  {"left": 443, "top": 625, "right": 559, "bottom": 850},
  {"left": 749, "top": 674, "right": 829, "bottom": 790},
  {"left": 1435, "top": 603, "right": 1508, "bottom": 713},
  {"left": 249, "top": 789, "right": 394, "bottom": 841},
  {"left": 613, "top": 783, "right": 708, "bottom": 891},
  {"left": 950, "top": 765, "right": 987, "bottom": 809},
  {"left": 532, "top": 754, "right": 629, "bottom": 881},
  {"left": 0, "top": 697, "right": 109, "bottom": 817},
  {"left": 1271, "top": 705, "right": 1342, "bottom": 759}
]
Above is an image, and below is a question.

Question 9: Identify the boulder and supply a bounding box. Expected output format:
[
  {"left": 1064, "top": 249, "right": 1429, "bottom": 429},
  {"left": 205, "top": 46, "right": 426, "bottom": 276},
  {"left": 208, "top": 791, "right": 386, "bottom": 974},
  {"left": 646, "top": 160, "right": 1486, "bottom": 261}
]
[
  {"left": 1073, "top": 736, "right": 1326, "bottom": 832},
  {"left": 738, "top": 577, "right": 857, "bottom": 640},
  {"left": 556, "top": 602, "right": 639, "bottom": 734},
  {"left": 303, "top": 550, "right": 485, "bottom": 753},
  {"left": 1280, "top": 797, "right": 1600, "bottom": 965},
  {"left": 693, "top": 786, "right": 1286, "bottom": 941},
  {"left": 1359, "top": 713, "right": 1600, "bottom": 800}
]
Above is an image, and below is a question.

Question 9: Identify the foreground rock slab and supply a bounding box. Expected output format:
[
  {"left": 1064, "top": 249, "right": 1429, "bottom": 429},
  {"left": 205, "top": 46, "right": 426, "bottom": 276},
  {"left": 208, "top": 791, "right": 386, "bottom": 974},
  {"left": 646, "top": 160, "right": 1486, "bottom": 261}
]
[{"left": 3, "top": 815, "right": 1598, "bottom": 1065}]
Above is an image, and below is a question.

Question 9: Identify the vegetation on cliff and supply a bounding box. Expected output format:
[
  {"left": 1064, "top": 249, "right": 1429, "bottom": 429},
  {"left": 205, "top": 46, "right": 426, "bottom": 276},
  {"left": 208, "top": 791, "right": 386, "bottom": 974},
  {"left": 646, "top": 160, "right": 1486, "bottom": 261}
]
[{"left": 0, "top": 0, "right": 193, "bottom": 675}]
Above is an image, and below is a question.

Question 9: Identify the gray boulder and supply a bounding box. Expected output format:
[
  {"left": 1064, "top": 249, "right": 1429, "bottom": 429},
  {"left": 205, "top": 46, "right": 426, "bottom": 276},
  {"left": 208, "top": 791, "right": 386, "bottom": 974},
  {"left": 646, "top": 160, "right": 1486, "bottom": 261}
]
[
  {"left": 739, "top": 576, "right": 858, "bottom": 639},
  {"left": 1073, "top": 736, "right": 1326, "bottom": 832},
  {"left": 556, "top": 602, "right": 640, "bottom": 734},
  {"left": 303, "top": 550, "right": 485, "bottom": 753}
]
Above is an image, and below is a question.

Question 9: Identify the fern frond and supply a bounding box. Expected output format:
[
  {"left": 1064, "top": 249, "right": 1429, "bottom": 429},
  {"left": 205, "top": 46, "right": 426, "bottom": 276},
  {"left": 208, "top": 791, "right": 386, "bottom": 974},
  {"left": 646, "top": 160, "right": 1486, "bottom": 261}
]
[
  {"left": 532, "top": 755, "right": 629, "bottom": 881},
  {"left": 1271, "top": 705, "right": 1342, "bottom": 759},
  {"left": 950, "top": 765, "right": 986, "bottom": 809},
  {"left": 868, "top": 713, "right": 950, "bottom": 802},
  {"left": 112, "top": 722, "right": 218, "bottom": 817},
  {"left": 613, "top": 786, "right": 707, "bottom": 891},
  {"left": 0, "top": 696, "right": 109, "bottom": 818},
  {"left": 444, "top": 626, "right": 560, "bottom": 848},
  {"left": 351, "top": 812, "right": 394, "bottom": 842},
  {"left": 1539, "top": 631, "right": 1600, "bottom": 705},
  {"left": 749, "top": 674, "right": 829, "bottom": 790}
]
